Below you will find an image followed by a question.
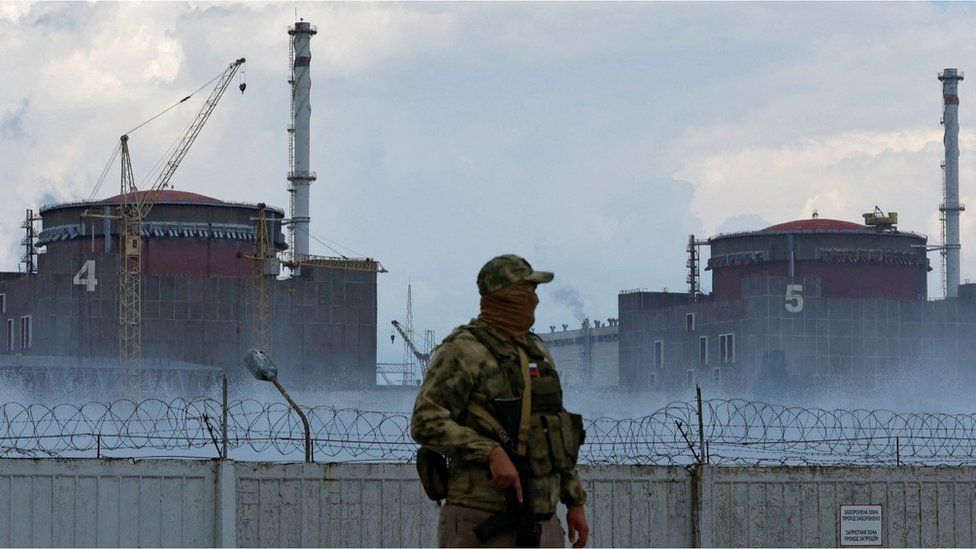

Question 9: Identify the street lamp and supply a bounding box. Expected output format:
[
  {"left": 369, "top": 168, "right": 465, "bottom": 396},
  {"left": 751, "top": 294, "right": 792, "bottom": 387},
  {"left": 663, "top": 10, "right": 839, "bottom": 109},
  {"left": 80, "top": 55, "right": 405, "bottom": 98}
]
[{"left": 244, "top": 348, "right": 313, "bottom": 463}]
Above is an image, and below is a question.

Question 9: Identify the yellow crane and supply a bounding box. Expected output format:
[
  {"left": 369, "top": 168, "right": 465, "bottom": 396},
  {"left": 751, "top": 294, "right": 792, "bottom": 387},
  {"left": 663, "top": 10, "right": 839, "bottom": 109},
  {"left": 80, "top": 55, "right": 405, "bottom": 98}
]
[
  {"left": 95, "top": 58, "right": 247, "bottom": 383},
  {"left": 241, "top": 203, "right": 275, "bottom": 352},
  {"left": 281, "top": 251, "right": 388, "bottom": 274},
  {"left": 245, "top": 246, "right": 388, "bottom": 354}
]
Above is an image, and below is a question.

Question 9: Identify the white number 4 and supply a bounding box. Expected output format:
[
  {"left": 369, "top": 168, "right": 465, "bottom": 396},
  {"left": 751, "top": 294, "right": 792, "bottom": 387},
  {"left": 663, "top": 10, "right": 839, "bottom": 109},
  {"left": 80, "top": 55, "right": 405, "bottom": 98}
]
[
  {"left": 73, "top": 260, "right": 98, "bottom": 292},
  {"left": 785, "top": 284, "right": 804, "bottom": 313}
]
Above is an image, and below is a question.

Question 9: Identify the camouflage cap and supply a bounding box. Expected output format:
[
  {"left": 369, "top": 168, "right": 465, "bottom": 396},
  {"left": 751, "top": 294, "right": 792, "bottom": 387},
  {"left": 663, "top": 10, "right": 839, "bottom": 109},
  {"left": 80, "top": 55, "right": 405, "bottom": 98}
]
[{"left": 477, "top": 254, "right": 554, "bottom": 296}]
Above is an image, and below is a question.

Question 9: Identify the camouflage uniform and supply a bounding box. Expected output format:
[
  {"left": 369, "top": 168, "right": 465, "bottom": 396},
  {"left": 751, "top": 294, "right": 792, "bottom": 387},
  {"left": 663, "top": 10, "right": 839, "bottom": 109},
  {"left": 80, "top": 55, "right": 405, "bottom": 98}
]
[{"left": 411, "top": 256, "right": 587, "bottom": 536}]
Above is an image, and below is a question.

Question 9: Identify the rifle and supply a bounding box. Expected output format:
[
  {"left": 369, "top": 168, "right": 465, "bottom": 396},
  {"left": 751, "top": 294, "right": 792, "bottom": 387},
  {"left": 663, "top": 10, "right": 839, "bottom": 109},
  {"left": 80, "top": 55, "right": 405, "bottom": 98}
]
[{"left": 472, "top": 397, "right": 541, "bottom": 547}]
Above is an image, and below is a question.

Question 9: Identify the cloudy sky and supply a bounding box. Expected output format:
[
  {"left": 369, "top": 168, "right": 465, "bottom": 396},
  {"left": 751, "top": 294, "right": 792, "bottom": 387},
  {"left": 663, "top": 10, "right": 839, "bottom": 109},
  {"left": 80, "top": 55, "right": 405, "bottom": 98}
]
[{"left": 2, "top": 2, "right": 976, "bottom": 363}]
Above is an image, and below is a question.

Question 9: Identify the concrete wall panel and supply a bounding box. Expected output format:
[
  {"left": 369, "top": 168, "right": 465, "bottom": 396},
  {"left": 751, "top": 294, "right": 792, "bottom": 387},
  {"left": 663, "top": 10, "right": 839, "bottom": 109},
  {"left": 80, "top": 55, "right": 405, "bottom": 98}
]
[
  {"left": 4, "top": 460, "right": 976, "bottom": 548},
  {"left": 702, "top": 466, "right": 976, "bottom": 548},
  {"left": 0, "top": 459, "right": 217, "bottom": 548},
  {"left": 582, "top": 466, "right": 694, "bottom": 547},
  {"left": 231, "top": 463, "right": 692, "bottom": 548},
  {"left": 234, "top": 462, "right": 441, "bottom": 548}
]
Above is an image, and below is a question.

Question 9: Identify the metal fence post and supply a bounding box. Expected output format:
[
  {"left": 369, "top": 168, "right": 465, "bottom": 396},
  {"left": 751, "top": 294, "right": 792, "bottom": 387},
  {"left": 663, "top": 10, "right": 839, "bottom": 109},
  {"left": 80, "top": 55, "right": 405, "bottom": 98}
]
[
  {"left": 221, "top": 374, "right": 228, "bottom": 460},
  {"left": 696, "top": 385, "right": 707, "bottom": 464}
]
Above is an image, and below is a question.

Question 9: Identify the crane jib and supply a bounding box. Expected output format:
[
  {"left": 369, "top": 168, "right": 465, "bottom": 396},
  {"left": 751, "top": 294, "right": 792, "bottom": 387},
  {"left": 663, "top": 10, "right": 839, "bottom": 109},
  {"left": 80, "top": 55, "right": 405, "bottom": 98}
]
[{"left": 113, "top": 56, "right": 246, "bottom": 378}]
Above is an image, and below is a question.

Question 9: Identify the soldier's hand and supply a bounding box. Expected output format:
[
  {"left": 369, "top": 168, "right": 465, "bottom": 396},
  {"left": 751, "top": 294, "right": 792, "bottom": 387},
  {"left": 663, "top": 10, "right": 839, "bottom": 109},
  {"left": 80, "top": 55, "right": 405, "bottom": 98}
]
[
  {"left": 487, "top": 446, "right": 523, "bottom": 502},
  {"left": 566, "top": 505, "right": 589, "bottom": 548}
]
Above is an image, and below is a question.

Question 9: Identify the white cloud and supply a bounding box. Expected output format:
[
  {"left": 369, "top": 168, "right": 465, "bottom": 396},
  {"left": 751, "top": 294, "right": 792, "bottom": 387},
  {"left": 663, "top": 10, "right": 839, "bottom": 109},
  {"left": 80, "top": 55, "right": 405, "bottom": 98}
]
[
  {"left": 716, "top": 214, "right": 770, "bottom": 234},
  {"left": 314, "top": 4, "right": 459, "bottom": 76},
  {"left": 673, "top": 127, "right": 976, "bottom": 298},
  {"left": 674, "top": 128, "right": 952, "bottom": 230},
  {"left": 34, "top": 5, "right": 186, "bottom": 108},
  {"left": 0, "top": 2, "right": 31, "bottom": 24}
]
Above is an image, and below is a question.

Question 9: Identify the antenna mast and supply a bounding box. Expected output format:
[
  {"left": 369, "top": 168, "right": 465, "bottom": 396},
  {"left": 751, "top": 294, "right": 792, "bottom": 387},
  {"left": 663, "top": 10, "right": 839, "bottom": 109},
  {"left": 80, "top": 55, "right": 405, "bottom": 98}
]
[{"left": 403, "top": 283, "right": 417, "bottom": 383}]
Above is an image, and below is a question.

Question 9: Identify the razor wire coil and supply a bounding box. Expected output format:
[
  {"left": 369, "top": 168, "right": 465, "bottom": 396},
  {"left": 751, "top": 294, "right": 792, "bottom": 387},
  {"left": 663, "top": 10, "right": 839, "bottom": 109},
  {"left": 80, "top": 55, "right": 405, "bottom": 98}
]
[{"left": 2, "top": 398, "right": 976, "bottom": 466}]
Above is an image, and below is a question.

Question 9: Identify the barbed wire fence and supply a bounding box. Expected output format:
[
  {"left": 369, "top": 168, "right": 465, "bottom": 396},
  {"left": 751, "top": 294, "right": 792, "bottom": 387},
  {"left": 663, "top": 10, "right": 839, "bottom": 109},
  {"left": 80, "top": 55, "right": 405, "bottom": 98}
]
[{"left": 3, "top": 391, "right": 976, "bottom": 465}]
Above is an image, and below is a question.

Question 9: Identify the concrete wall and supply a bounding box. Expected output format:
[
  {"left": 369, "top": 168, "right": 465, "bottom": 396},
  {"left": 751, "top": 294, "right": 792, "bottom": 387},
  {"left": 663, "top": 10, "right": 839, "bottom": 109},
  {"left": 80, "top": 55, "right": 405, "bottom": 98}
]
[
  {"left": 236, "top": 463, "right": 439, "bottom": 548},
  {"left": 583, "top": 465, "right": 693, "bottom": 547},
  {"left": 2, "top": 459, "right": 975, "bottom": 547},
  {"left": 701, "top": 466, "right": 976, "bottom": 547},
  {"left": 0, "top": 459, "right": 218, "bottom": 547},
  {"left": 539, "top": 324, "right": 620, "bottom": 388},
  {"left": 0, "top": 252, "right": 377, "bottom": 390},
  {"left": 618, "top": 289, "right": 747, "bottom": 392},
  {"left": 619, "top": 276, "right": 976, "bottom": 394},
  {"left": 235, "top": 463, "right": 692, "bottom": 548}
]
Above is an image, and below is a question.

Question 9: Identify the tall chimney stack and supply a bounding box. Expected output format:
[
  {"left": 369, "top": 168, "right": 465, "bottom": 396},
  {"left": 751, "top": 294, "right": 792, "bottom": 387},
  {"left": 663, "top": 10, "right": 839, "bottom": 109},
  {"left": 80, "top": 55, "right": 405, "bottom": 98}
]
[
  {"left": 940, "top": 68, "right": 965, "bottom": 298},
  {"left": 288, "top": 20, "right": 317, "bottom": 272}
]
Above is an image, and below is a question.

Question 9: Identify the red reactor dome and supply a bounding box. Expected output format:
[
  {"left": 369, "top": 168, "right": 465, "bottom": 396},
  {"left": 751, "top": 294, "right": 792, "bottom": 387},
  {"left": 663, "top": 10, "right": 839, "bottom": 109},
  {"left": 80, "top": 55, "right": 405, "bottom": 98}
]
[
  {"left": 707, "top": 216, "right": 929, "bottom": 300},
  {"left": 37, "top": 191, "right": 286, "bottom": 278}
]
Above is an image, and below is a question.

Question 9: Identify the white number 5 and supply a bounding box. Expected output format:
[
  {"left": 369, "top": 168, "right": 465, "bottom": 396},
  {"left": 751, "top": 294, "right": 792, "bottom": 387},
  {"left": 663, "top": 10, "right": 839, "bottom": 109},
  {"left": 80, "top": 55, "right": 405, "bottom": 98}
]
[
  {"left": 73, "top": 260, "right": 98, "bottom": 292},
  {"left": 785, "top": 284, "right": 804, "bottom": 313}
]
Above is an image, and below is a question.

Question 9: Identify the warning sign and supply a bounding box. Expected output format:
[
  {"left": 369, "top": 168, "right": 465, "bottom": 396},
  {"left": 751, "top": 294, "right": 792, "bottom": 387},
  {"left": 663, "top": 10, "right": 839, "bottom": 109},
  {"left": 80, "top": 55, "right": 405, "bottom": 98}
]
[{"left": 839, "top": 504, "right": 883, "bottom": 547}]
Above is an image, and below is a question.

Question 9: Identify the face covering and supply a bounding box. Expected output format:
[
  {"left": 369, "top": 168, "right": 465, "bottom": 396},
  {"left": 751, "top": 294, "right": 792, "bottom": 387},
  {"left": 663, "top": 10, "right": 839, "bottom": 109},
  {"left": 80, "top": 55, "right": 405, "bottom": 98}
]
[{"left": 478, "top": 282, "right": 539, "bottom": 341}]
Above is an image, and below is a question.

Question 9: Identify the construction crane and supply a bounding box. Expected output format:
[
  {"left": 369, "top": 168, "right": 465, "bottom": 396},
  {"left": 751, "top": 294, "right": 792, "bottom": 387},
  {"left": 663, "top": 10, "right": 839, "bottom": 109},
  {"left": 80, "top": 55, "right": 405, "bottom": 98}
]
[
  {"left": 244, "top": 233, "right": 385, "bottom": 357},
  {"left": 863, "top": 206, "right": 898, "bottom": 232},
  {"left": 391, "top": 320, "right": 432, "bottom": 373},
  {"left": 240, "top": 203, "right": 276, "bottom": 352},
  {"left": 105, "top": 58, "right": 247, "bottom": 381},
  {"left": 284, "top": 254, "right": 387, "bottom": 273}
]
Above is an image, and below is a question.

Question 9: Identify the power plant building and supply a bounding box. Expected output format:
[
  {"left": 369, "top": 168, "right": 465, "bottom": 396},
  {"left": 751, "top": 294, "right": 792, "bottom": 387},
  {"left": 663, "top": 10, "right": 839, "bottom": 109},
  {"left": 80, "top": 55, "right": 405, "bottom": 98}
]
[
  {"left": 708, "top": 217, "right": 928, "bottom": 301},
  {"left": 0, "top": 18, "right": 382, "bottom": 392},
  {"left": 617, "top": 215, "right": 976, "bottom": 393},
  {"left": 538, "top": 319, "right": 619, "bottom": 388},
  {"left": 610, "top": 67, "right": 976, "bottom": 394},
  {"left": 0, "top": 27, "right": 964, "bottom": 399},
  {"left": 0, "top": 191, "right": 378, "bottom": 390}
]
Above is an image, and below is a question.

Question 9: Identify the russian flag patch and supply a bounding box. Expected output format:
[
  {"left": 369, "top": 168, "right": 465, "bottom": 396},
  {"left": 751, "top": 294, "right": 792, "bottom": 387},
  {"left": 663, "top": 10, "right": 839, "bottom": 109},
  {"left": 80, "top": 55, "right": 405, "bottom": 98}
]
[{"left": 528, "top": 362, "right": 540, "bottom": 377}]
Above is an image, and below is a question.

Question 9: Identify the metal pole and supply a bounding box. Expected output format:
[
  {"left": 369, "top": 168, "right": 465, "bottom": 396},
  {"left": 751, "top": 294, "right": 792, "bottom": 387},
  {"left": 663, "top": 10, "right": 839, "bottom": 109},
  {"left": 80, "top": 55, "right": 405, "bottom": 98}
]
[
  {"left": 272, "top": 378, "right": 312, "bottom": 463},
  {"left": 896, "top": 437, "right": 901, "bottom": 466},
  {"left": 696, "top": 385, "right": 706, "bottom": 465},
  {"left": 202, "top": 414, "right": 222, "bottom": 457},
  {"left": 221, "top": 375, "right": 228, "bottom": 460}
]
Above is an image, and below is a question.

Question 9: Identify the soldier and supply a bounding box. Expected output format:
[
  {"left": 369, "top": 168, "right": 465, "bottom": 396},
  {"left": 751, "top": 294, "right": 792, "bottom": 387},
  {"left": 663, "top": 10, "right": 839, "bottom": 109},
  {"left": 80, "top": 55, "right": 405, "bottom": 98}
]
[{"left": 411, "top": 255, "right": 590, "bottom": 548}]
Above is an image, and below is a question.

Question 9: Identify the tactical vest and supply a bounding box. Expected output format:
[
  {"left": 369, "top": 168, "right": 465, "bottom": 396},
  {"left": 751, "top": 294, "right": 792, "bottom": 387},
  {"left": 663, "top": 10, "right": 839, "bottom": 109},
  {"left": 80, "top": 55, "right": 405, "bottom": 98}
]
[
  {"left": 417, "top": 321, "right": 586, "bottom": 502},
  {"left": 451, "top": 322, "right": 585, "bottom": 478}
]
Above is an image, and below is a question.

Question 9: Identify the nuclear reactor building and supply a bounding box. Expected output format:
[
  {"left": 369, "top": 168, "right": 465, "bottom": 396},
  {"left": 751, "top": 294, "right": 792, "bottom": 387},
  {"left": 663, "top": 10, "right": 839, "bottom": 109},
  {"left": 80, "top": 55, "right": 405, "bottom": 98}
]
[
  {"left": 542, "top": 67, "right": 976, "bottom": 393},
  {"left": 615, "top": 67, "right": 976, "bottom": 393},
  {"left": 0, "top": 19, "right": 380, "bottom": 391}
]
